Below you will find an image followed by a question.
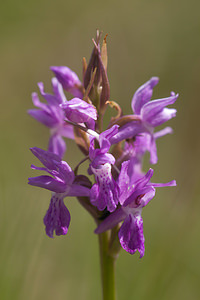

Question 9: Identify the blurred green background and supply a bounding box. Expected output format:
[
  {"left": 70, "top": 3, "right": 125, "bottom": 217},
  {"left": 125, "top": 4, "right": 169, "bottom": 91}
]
[{"left": 1, "top": 0, "right": 200, "bottom": 299}]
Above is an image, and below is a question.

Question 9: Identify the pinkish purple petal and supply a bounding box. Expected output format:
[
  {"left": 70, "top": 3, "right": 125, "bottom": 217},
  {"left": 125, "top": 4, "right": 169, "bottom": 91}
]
[
  {"left": 90, "top": 163, "right": 119, "bottom": 212},
  {"left": 61, "top": 98, "right": 97, "bottom": 123},
  {"left": 138, "top": 186, "right": 156, "bottom": 207},
  {"left": 133, "top": 168, "right": 154, "bottom": 189},
  {"left": 118, "top": 214, "right": 145, "bottom": 258},
  {"left": 154, "top": 127, "right": 173, "bottom": 139},
  {"left": 118, "top": 168, "right": 154, "bottom": 206},
  {"left": 91, "top": 152, "right": 115, "bottom": 168},
  {"left": 147, "top": 108, "right": 177, "bottom": 127},
  {"left": 38, "top": 81, "right": 61, "bottom": 106},
  {"left": 28, "top": 175, "right": 66, "bottom": 193},
  {"left": 31, "top": 92, "right": 46, "bottom": 109},
  {"left": 59, "top": 124, "right": 74, "bottom": 139},
  {"left": 151, "top": 180, "right": 176, "bottom": 187},
  {"left": 31, "top": 164, "right": 47, "bottom": 172},
  {"left": 43, "top": 194, "right": 70, "bottom": 238},
  {"left": 50, "top": 66, "right": 83, "bottom": 98},
  {"left": 99, "top": 125, "right": 119, "bottom": 149},
  {"left": 131, "top": 77, "right": 159, "bottom": 114},
  {"left": 118, "top": 161, "right": 130, "bottom": 193},
  {"left": 28, "top": 109, "right": 57, "bottom": 128},
  {"left": 123, "top": 186, "right": 154, "bottom": 207},
  {"left": 48, "top": 134, "right": 66, "bottom": 159},
  {"left": 141, "top": 93, "right": 178, "bottom": 126},
  {"left": 89, "top": 134, "right": 116, "bottom": 166},
  {"left": 110, "top": 121, "right": 145, "bottom": 145},
  {"left": 30, "top": 147, "right": 61, "bottom": 170},
  {"left": 149, "top": 136, "right": 158, "bottom": 164},
  {"left": 51, "top": 77, "right": 67, "bottom": 104},
  {"left": 29, "top": 147, "right": 75, "bottom": 186}
]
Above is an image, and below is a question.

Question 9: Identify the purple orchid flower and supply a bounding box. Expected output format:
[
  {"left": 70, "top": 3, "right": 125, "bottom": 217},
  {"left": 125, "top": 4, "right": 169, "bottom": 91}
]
[
  {"left": 50, "top": 66, "right": 83, "bottom": 98},
  {"left": 131, "top": 78, "right": 177, "bottom": 127},
  {"left": 28, "top": 78, "right": 74, "bottom": 158},
  {"left": 95, "top": 160, "right": 176, "bottom": 257},
  {"left": 110, "top": 78, "right": 178, "bottom": 164},
  {"left": 89, "top": 125, "right": 120, "bottom": 212},
  {"left": 28, "top": 147, "right": 90, "bottom": 237}
]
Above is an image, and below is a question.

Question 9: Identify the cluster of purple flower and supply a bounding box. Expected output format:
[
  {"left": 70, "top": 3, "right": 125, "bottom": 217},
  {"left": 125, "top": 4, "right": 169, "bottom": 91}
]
[{"left": 28, "top": 32, "right": 177, "bottom": 258}]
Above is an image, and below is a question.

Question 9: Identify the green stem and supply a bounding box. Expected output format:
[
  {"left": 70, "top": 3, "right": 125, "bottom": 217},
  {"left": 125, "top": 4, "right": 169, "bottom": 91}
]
[{"left": 98, "top": 231, "right": 117, "bottom": 300}]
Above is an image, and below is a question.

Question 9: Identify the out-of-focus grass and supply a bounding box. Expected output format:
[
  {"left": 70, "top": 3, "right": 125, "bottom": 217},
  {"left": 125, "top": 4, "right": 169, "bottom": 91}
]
[{"left": 1, "top": 0, "right": 200, "bottom": 299}]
